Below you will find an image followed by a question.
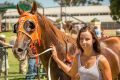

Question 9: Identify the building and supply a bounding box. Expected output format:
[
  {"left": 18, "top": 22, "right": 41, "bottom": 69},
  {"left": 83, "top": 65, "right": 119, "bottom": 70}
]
[
  {"left": 0, "top": 3, "right": 16, "bottom": 32},
  {"left": 2, "top": 5, "right": 120, "bottom": 31}
]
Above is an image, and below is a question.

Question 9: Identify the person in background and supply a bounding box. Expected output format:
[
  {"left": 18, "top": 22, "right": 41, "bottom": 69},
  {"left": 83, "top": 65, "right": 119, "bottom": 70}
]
[
  {"left": 19, "top": 57, "right": 28, "bottom": 75},
  {"left": 101, "top": 29, "right": 110, "bottom": 40},
  {"left": 9, "top": 35, "right": 27, "bottom": 75},
  {"left": 0, "top": 34, "right": 13, "bottom": 76},
  {"left": 50, "top": 26, "right": 112, "bottom": 80},
  {"left": 25, "top": 47, "right": 38, "bottom": 80},
  {"left": 94, "top": 26, "right": 102, "bottom": 39}
]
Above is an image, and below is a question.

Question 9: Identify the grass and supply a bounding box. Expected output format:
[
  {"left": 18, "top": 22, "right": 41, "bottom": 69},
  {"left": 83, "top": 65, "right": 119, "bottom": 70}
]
[{"left": 0, "top": 31, "right": 47, "bottom": 80}]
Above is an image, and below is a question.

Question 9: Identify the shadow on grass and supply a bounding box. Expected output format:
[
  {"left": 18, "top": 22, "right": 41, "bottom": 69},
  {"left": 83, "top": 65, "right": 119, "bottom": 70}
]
[
  {"left": 8, "top": 72, "right": 19, "bottom": 74},
  {"left": 9, "top": 78, "right": 26, "bottom": 80}
]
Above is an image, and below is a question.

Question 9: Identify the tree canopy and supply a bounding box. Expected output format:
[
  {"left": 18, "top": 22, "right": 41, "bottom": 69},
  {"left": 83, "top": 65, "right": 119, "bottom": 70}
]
[
  {"left": 54, "top": 0, "right": 103, "bottom": 6},
  {"left": 18, "top": 0, "right": 43, "bottom": 11},
  {"left": 0, "top": 1, "right": 16, "bottom": 17},
  {"left": 110, "top": 0, "right": 120, "bottom": 22}
]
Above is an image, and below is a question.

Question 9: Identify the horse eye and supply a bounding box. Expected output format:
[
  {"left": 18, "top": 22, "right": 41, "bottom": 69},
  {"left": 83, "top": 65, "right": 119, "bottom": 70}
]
[
  {"left": 29, "top": 22, "right": 35, "bottom": 29},
  {"left": 13, "top": 23, "right": 19, "bottom": 33},
  {"left": 24, "top": 21, "right": 35, "bottom": 33}
]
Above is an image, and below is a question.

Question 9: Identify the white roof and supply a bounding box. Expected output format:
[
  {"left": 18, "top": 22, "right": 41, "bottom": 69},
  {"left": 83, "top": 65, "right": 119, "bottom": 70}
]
[
  {"left": 69, "top": 16, "right": 114, "bottom": 22},
  {"left": 40, "top": 5, "right": 110, "bottom": 14},
  {"left": 4, "top": 9, "right": 19, "bottom": 16},
  {"left": 3, "top": 5, "right": 113, "bottom": 23},
  {"left": 2, "top": 18, "right": 18, "bottom": 23},
  {"left": 4, "top": 6, "right": 110, "bottom": 16}
]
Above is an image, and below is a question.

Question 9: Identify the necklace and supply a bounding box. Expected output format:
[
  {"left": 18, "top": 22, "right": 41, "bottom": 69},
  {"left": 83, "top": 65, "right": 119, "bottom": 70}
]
[{"left": 81, "top": 55, "right": 96, "bottom": 68}]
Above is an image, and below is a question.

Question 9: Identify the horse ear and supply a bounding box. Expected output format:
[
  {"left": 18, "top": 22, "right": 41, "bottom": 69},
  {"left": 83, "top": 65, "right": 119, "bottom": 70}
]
[
  {"left": 30, "top": 1, "right": 37, "bottom": 14},
  {"left": 16, "top": 4, "right": 24, "bottom": 15}
]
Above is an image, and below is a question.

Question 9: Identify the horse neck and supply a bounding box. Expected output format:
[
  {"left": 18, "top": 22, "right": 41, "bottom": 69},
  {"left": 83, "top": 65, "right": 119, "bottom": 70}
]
[
  {"left": 40, "top": 15, "right": 67, "bottom": 46},
  {"left": 39, "top": 15, "right": 76, "bottom": 54}
]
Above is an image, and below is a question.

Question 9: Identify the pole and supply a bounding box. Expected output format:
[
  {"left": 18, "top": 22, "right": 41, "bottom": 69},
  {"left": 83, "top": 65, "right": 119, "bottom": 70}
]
[
  {"left": 65, "top": 4, "right": 66, "bottom": 22},
  {"left": 42, "top": 7, "right": 44, "bottom": 16},
  {"left": 5, "top": 14, "right": 6, "bottom": 31},
  {"left": 0, "top": 47, "right": 12, "bottom": 80},
  {"left": 4, "top": 47, "right": 8, "bottom": 80},
  {"left": 60, "top": 0, "right": 65, "bottom": 32},
  {"left": 60, "top": 0, "right": 63, "bottom": 21}
]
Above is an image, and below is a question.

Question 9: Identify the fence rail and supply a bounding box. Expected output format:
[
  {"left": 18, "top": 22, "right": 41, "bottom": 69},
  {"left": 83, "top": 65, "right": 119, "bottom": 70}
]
[{"left": 0, "top": 47, "right": 47, "bottom": 80}]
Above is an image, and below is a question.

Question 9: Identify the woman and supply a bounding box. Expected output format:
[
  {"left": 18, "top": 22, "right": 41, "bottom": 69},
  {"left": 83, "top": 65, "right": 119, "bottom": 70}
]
[{"left": 50, "top": 26, "right": 112, "bottom": 80}]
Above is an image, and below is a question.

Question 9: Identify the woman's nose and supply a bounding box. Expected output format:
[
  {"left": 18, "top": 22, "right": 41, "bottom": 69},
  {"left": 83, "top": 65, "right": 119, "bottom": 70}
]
[{"left": 83, "top": 39, "right": 86, "bottom": 43}]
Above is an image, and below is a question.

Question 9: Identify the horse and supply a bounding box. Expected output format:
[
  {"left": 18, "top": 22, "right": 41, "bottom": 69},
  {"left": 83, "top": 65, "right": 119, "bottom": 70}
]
[
  {"left": 63, "top": 21, "right": 80, "bottom": 35},
  {"left": 13, "top": 2, "right": 77, "bottom": 80},
  {"left": 12, "top": 2, "right": 120, "bottom": 80}
]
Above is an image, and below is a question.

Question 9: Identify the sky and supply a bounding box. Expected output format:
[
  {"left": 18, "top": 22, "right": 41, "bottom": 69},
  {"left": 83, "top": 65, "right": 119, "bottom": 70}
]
[{"left": 0, "top": 0, "right": 110, "bottom": 7}]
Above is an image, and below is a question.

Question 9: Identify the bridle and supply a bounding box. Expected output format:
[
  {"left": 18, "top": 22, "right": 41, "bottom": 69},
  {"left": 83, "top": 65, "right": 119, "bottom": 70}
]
[
  {"left": 18, "top": 12, "right": 41, "bottom": 44},
  {"left": 16, "top": 12, "right": 41, "bottom": 64}
]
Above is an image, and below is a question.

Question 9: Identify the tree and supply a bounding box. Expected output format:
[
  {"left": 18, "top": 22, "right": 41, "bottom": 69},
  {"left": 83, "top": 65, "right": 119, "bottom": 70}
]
[
  {"left": 54, "top": 0, "right": 87, "bottom": 6},
  {"left": 87, "top": 0, "right": 103, "bottom": 5},
  {"left": 0, "top": 1, "right": 15, "bottom": 17},
  {"left": 54, "top": 0, "right": 104, "bottom": 6},
  {"left": 110, "top": 0, "right": 120, "bottom": 22},
  {"left": 19, "top": 0, "right": 43, "bottom": 8}
]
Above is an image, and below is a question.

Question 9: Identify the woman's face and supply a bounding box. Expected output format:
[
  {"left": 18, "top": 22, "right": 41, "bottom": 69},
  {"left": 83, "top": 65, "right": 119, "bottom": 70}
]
[{"left": 79, "top": 31, "right": 94, "bottom": 51}]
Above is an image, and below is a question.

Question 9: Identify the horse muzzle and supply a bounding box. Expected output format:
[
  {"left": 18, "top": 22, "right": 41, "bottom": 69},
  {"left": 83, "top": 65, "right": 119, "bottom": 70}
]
[{"left": 13, "top": 48, "right": 27, "bottom": 61}]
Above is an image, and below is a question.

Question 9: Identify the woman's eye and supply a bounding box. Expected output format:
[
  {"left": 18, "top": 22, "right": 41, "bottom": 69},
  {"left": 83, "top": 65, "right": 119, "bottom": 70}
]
[{"left": 80, "top": 38, "right": 84, "bottom": 41}]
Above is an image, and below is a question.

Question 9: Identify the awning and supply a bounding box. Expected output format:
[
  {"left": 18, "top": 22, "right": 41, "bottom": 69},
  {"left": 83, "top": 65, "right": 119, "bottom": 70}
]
[{"left": 2, "top": 18, "right": 18, "bottom": 23}]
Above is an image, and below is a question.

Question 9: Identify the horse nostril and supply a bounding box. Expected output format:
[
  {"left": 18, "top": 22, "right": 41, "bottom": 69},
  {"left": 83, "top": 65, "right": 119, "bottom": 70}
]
[{"left": 17, "top": 48, "right": 23, "bottom": 52}]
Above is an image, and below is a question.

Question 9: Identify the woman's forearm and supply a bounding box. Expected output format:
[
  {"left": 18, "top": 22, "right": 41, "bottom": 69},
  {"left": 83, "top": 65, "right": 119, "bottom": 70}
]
[
  {"left": 53, "top": 55, "right": 78, "bottom": 77},
  {"left": 51, "top": 44, "right": 78, "bottom": 77},
  {"left": 53, "top": 57, "right": 71, "bottom": 76}
]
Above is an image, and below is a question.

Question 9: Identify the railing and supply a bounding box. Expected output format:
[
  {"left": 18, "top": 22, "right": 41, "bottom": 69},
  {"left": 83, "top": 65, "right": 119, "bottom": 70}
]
[
  {"left": 0, "top": 47, "right": 47, "bottom": 80},
  {"left": 0, "top": 46, "right": 12, "bottom": 80}
]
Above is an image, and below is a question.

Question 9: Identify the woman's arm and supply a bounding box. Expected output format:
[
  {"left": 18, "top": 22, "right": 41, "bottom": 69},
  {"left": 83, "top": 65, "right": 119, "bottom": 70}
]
[
  {"left": 51, "top": 44, "right": 78, "bottom": 77},
  {"left": 99, "top": 55, "right": 112, "bottom": 80}
]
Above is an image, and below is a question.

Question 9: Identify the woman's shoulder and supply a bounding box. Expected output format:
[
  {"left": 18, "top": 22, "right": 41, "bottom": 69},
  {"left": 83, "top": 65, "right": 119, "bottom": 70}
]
[
  {"left": 98, "top": 55, "right": 107, "bottom": 61},
  {"left": 98, "top": 55, "right": 109, "bottom": 68}
]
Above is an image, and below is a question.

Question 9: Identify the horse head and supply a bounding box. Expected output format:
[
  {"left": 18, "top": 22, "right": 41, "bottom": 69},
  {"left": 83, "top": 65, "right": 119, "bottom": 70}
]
[{"left": 13, "top": 2, "right": 41, "bottom": 61}]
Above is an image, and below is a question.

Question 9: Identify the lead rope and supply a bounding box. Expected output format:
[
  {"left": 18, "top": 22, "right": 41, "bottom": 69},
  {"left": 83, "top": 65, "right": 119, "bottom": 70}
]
[
  {"left": 48, "top": 56, "right": 52, "bottom": 80},
  {"left": 29, "top": 48, "right": 53, "bottom": 80},
  {"left": 30, "top": 48, "right": 53, "bottom": 58}
]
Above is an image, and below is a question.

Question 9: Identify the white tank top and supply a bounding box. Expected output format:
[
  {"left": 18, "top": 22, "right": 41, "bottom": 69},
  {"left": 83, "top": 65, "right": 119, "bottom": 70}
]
[{"left": 78, "top": 55, "right": 103, "bottom": 80}]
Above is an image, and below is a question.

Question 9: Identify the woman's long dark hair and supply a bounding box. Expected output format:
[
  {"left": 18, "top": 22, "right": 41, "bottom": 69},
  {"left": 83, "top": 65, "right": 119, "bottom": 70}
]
[{"left": 76, "top": 26, "right": 101, "bottom": 54}]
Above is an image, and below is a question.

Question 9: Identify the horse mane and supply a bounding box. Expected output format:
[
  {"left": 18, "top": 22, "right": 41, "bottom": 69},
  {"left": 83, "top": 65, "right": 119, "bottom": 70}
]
[
  {"left": 38, "top": 13, "right": 75, "bottom": 43},
  {"left": 37, "top": 12, "right": 76, "bottom": 59}
]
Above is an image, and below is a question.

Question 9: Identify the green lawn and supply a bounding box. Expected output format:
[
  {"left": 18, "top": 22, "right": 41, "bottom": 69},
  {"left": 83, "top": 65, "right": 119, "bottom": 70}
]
[{"left": 0, "top": 31, "right": 47, "bottom": 80}]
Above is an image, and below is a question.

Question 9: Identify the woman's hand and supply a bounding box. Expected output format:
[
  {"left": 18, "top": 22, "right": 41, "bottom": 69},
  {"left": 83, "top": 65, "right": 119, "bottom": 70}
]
[
  {"left": 74, "top": 48, "right": 81, "bottom": 56},
  {"left": 71, "top": 73, "right": 80, "bottom": 80},
  {"left": 50, "top": 44, "right": 58, "bottom": 60}
]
